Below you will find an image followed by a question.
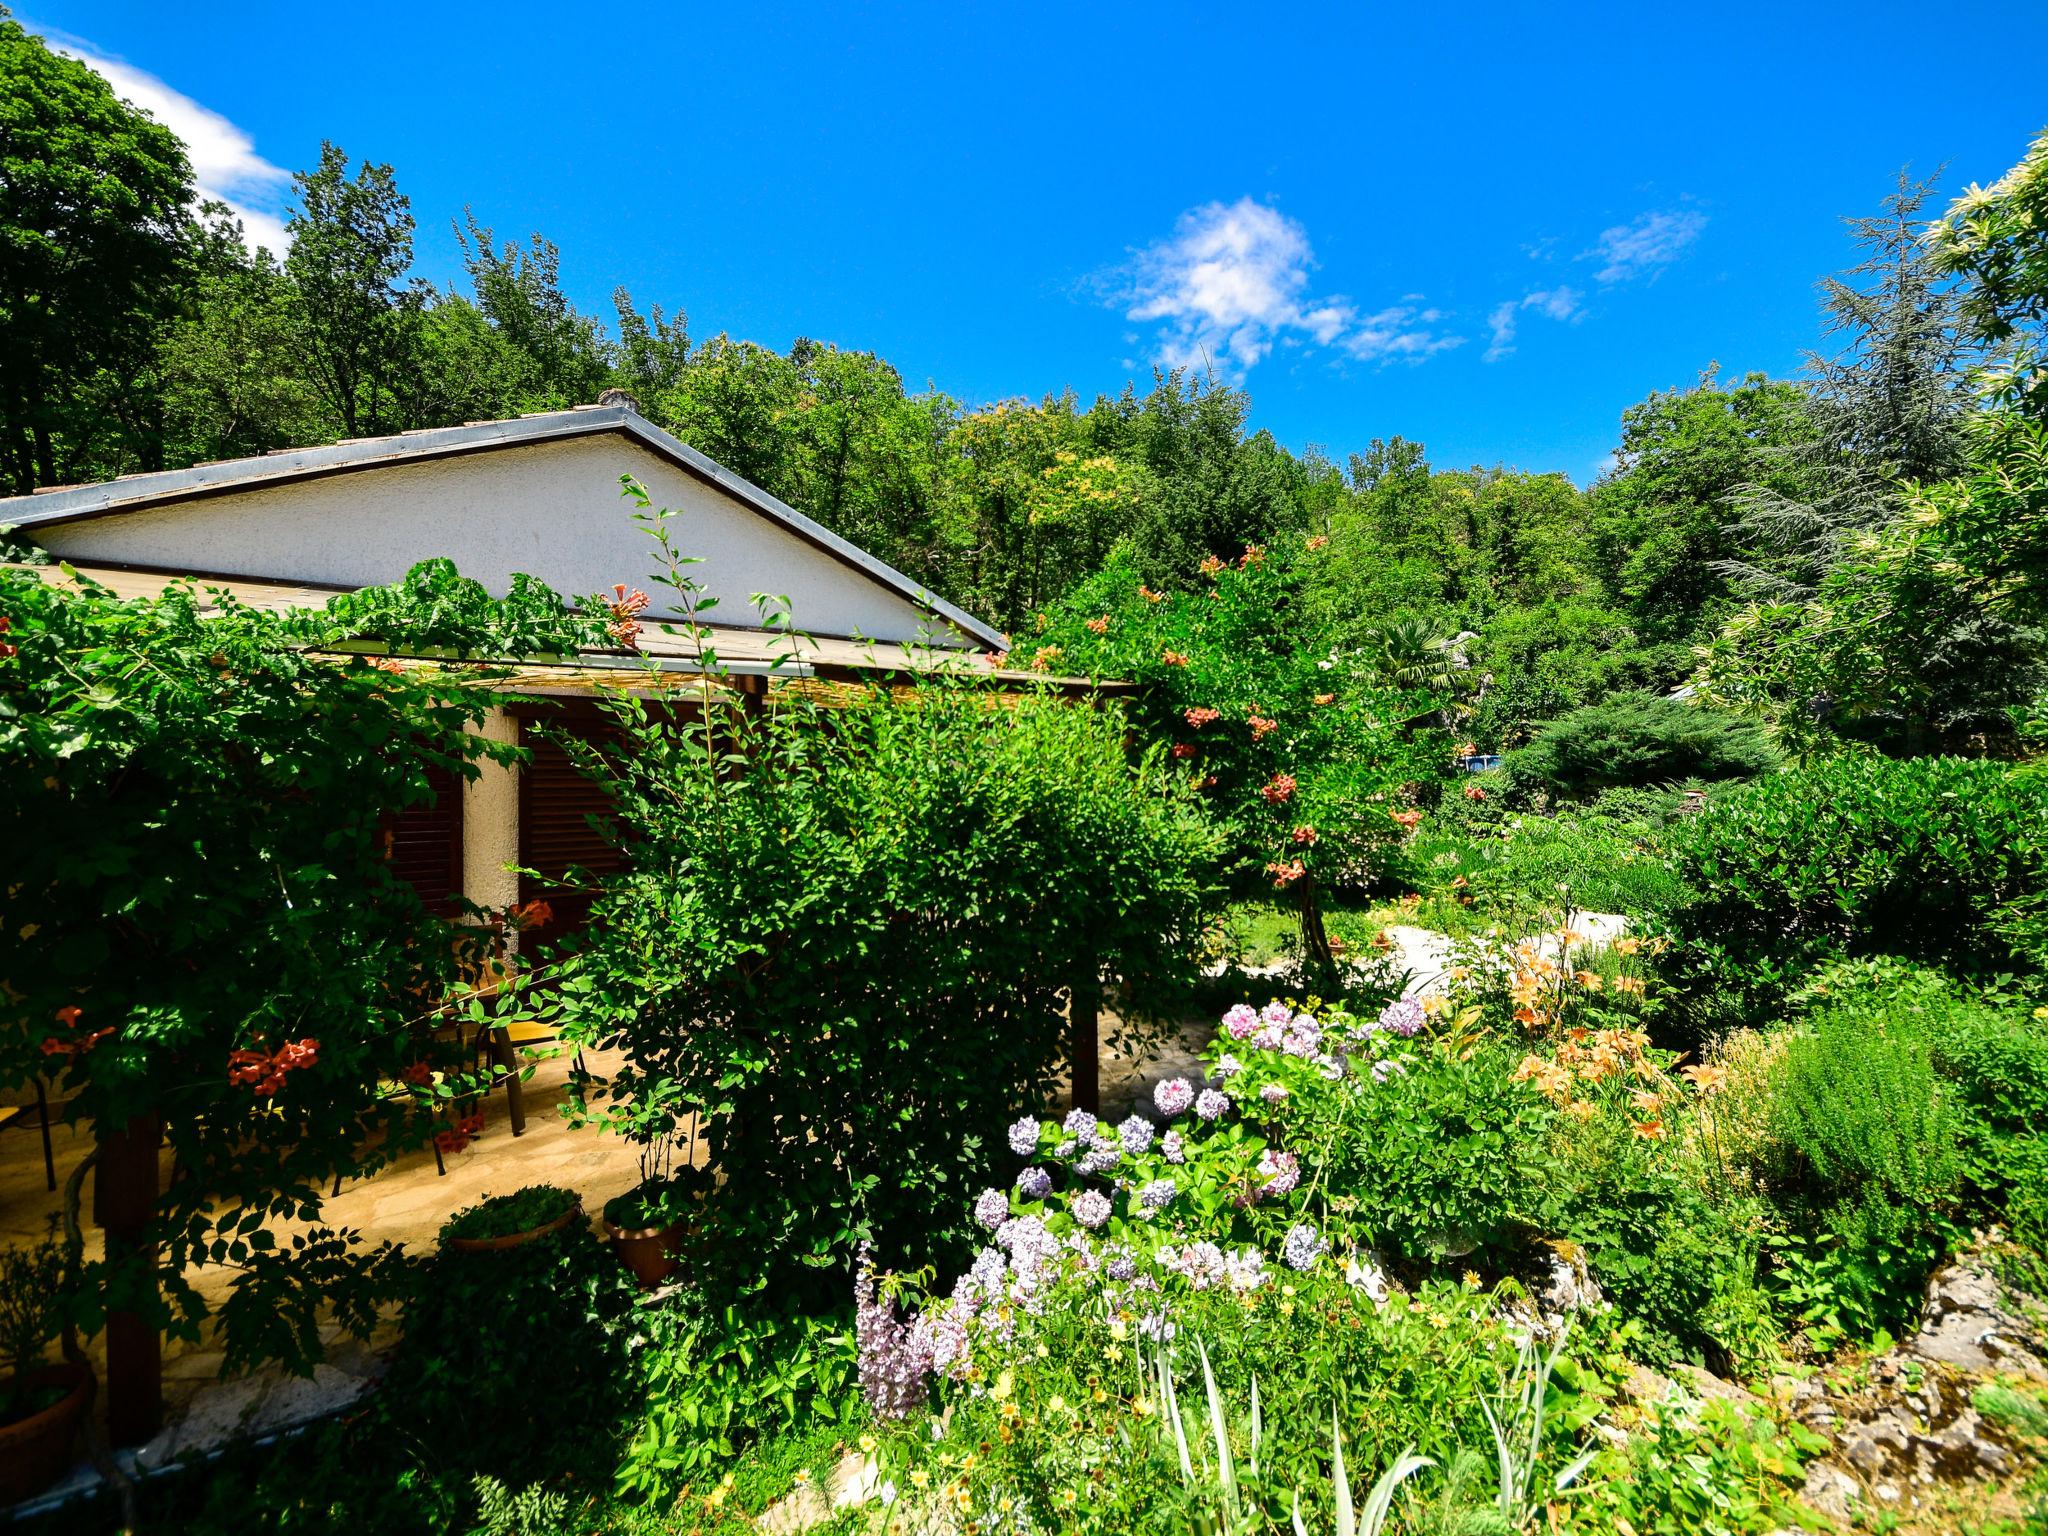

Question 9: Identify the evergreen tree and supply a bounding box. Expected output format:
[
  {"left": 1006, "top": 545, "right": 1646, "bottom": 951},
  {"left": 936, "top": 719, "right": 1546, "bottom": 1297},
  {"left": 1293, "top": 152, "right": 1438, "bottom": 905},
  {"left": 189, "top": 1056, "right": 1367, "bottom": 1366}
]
[{"left": 1720, "top": 173, "right": 1977, "bottom": 599}]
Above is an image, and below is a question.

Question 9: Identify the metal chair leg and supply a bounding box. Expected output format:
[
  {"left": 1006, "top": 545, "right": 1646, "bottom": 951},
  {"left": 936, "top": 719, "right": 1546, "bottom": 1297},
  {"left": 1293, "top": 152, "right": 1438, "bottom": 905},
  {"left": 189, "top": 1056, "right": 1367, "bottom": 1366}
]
[{"left": 35, "top": 1078, "right": 56, "bottom": 1193}]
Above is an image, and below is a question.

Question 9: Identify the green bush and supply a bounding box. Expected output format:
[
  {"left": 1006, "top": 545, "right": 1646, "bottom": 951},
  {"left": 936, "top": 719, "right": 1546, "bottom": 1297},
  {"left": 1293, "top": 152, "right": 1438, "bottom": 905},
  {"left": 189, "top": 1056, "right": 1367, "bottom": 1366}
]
[
  {"left": 1661, "top": 756, "right": 2048, "bottom": 1032},
  {"left": 1322, "top": 1038, "right": 1556, "bottom": 1269},
  {"left": 1505, "top": 693, "right": 1779, "bottom": 801},
  {"left": 1762, "top": 1001, "right": 1964, "bottom": 1335},
  {"left": 555, "top": 678, "right": 1221, "bottom": 1300}
]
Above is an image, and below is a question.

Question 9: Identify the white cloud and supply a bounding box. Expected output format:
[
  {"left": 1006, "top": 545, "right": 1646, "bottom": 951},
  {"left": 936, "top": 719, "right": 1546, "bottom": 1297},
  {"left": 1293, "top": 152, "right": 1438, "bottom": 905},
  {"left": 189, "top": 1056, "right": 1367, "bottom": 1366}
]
[
  {"left": 52, "top": 40, "right": 292, "bottom": 253},
  {"left": 1483, "top": 285, "right": 1582, "bottom": 362},
  {"left": 1584, "top": 209, "right": 1705, "bottom": 284},
  {"left": 1120, "top": 198, "right": 1456, "bottom": 377}
]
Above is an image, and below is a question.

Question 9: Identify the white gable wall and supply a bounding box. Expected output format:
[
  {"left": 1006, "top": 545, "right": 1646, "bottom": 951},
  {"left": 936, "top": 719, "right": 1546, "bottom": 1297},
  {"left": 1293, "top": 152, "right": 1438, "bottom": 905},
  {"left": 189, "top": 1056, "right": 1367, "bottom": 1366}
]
[{"left": 35, "top": 433, "right": 966, "bottom": 646}]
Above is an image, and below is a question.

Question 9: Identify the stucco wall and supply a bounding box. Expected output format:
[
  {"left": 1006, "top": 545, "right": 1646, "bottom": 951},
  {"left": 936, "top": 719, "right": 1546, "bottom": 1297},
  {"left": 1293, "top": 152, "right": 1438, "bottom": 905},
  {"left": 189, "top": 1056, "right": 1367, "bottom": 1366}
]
[
  {"left": 462, "top": 708, "right": 522, "bottom": 916},
  {"left": 37, "top": 434, "right": 959, "bottom": 645}
]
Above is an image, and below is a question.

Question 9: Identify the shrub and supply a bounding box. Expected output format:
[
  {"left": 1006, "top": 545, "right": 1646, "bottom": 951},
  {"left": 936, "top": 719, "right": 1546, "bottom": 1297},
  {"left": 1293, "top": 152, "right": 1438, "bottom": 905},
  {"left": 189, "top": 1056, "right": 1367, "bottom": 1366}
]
[
  {"left": 1321, "top": 1037, "right": 1557, "bottom": 1269},
  {"left": 382, "top": 1221, "right": 641, "bottom": 1489},
  {"left": 1661, "top": 756, "right": 2048, "bottom": 1032},
  {"left": 1505, "top": 693, "right": 1779, "bottom": 801},
  {"left": 554, "top": 677, "right": 1221, "bottom": 1301},
  {"left": 1761, "top": 1000, "right": 1964, "bottom": 1335}
]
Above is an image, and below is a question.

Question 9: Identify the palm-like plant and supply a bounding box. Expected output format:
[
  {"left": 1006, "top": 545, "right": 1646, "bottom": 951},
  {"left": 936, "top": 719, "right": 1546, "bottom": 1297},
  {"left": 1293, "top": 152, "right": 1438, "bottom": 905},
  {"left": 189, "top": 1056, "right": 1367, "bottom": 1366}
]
[{"left": 1370, "top": 617, "right": 1456, "bottom": 693}]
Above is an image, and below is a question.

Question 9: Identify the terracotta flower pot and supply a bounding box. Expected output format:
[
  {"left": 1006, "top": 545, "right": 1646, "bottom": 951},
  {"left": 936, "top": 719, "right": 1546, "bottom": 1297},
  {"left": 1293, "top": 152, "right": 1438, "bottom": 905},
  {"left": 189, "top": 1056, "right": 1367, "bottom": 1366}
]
[
  {"left": 445, "top": 1201, "right": 582, "bottom": 1254},
  {"left": 604, "top": 1217, "right": 686, "bottom": 1289},
  {"left": 0, "top": 1361, "right": 94, "bottom": 1506}
]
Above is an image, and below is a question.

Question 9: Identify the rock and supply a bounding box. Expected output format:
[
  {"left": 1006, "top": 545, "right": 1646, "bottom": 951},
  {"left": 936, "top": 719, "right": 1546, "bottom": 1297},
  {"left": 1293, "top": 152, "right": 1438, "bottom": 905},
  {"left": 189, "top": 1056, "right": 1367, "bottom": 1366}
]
[
  {"left": 1840, "top": 1410, "right": 1914, "bottom": 1477},
  {"left": 1799, "top": 1460, "right": 1859, "bottom": 1520},
  {"left": 1908, "top": 1254, "right": 2048, "bottom": 1378},
  {"left": 1669, "top": 1362, "right": 1762, "bottom": 1409}
]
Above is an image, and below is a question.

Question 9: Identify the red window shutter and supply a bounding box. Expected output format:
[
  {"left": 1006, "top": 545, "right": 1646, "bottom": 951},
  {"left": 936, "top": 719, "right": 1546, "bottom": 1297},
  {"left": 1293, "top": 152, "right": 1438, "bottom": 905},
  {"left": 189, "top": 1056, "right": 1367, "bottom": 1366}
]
[
  {"left": 380, "top": 763, "right": 464, "bottom": 916},
  {"left": 518, "top": 717, "right": 625, "bottom": 948}
]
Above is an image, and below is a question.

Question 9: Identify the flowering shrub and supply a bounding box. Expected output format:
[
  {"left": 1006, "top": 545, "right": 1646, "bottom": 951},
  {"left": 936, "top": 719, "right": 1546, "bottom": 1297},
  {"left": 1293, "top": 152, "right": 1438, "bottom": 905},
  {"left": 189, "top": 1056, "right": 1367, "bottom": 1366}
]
[
  {"left": 0, "top": 563, "right": 526, "bottom": 1376},
  {"left": 1033, "top": 542, "right": 1446, "bottom": 966}
]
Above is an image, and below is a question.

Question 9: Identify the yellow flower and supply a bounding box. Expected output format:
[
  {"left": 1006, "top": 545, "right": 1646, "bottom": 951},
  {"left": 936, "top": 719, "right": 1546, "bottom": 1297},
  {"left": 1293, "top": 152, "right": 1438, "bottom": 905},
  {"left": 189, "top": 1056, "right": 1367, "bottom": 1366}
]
[
  {"left": 1132, "top": 1397, "right": 1156, "bottom": 1418},
  {"left": 1034, "top": 1342, "right": 1049, "bottom": 1358},
  {"left": 858, "top": 1434, "right": 877, "bottom": 1454},
  {"left": 1574, "top": 970, "right": 1603, "bottom": 991},
  {"left": 991, "top": 1370, "right": 1013, "bottom": 1402},
  {"left": 1046, "top": 1394, "right": 1067, "bottom": 1415},
  {"left": 1613, "top": 936, "right": 1642, "bottom": 955}
]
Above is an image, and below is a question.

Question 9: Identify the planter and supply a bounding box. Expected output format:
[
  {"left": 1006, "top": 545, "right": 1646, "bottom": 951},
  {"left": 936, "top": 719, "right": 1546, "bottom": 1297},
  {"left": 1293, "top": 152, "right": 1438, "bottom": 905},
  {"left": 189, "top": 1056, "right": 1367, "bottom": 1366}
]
[
  {"left": 603, "top": 1217, "right": 687, "bottom": 1289},
  {"left": 0, "top": 1361, "right": 94, "bottom": 1506},
  {"left": 445, "top": 1200, "right": 582, "bottom": 1254}
]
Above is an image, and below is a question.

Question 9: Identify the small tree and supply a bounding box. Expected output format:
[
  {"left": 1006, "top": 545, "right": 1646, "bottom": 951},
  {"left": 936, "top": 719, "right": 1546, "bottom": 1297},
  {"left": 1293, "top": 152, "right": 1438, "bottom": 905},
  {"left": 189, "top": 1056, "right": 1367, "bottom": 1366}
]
[{"left": 539, "top": 486, "right": 1222, "bottom": 1299}]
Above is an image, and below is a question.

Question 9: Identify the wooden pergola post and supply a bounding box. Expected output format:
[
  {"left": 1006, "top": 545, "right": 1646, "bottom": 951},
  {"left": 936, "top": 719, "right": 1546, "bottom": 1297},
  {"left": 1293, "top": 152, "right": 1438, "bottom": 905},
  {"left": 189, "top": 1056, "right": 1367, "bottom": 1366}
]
[
  {"left": 95, "top": 1114, "right": 163, "bottom": 1446},
  {"left": 1069, "top": 973, "right": 1100, "bottom": 1116}
]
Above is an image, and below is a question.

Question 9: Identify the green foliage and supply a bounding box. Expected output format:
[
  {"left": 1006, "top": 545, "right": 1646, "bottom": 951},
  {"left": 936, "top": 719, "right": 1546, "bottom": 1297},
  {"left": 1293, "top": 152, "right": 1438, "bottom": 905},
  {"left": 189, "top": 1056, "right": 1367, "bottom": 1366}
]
[
  {"left": 384, "top": 1222, "right": 640, "bottom": 1486},
  {"left": 1570, "top": 1397, "right": 1824, "bottom": 1536},
  {"left": 1661, "top": 755, "right": 2048, "bottom": 1031},
  {"left": 1506, "top": 694, "right": 1779, "bottom": 801},
  {"left": 0, "top": 564, "right": 525, "bottom": 1374},
  {"left": 0, "top": 1222, "right": 63, "bottom": 1397},
  {"left": 438, "top": 1185, "right": 582, "bottom": 1244},
  {"left": 617, "top": 1301, "right": 857, "bottom": 1497},
  {"left": 1321, "top": 1038, "right": 1555, "bottom": 1269},
  {"left": 552, "top": 600, "right": 1221, "bottom": 1297},
  {"left": 1932, "top": 124, "right": 2048, "bottom": 419},
  {"left": 0, "top": 16, "right": 194, "bottom": 492},
  {"left": 1761, "top": 1001, "right": 1963, "bottom": 1336}
]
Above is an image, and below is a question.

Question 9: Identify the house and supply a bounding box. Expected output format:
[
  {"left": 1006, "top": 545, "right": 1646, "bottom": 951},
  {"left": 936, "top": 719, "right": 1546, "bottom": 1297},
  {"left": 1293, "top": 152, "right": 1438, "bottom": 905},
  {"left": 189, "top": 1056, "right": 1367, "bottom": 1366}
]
[{"left": 2, "top": 400, "right": 1114, "bottom": 946}]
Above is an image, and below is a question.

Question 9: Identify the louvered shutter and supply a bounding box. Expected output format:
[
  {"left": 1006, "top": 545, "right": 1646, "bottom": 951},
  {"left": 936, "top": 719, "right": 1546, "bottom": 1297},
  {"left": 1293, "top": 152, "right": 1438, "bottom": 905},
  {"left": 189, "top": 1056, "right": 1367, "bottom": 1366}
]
[
  {"left": 380, "top": 763, "right": 464, "bottom": 916},
  {"left": 517, "top": 716, "right": 624, "bottom": 948}
]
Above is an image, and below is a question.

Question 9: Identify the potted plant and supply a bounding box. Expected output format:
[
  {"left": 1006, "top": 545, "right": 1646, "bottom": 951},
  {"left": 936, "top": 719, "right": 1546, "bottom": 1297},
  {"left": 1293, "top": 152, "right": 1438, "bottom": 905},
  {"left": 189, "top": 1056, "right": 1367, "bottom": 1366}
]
[
  {"left": 0, "top": 1225, "right": 93, "bottom": 1505},
  {"left": 602, "top": 1164, "right": 712, "bottom": 1289},
  {"left": 440, "top": 1184, "right": 583, "bottom": 1254}
]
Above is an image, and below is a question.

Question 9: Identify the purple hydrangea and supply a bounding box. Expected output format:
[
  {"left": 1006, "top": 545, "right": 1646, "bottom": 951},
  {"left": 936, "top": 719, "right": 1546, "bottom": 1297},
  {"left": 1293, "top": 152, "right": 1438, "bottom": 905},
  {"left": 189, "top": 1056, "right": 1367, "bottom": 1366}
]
[
  {"left": 1015, "top": 1165, "right": 1053, "bottom": 1200},
  {"left": 1221, "top": 1003, "right": 1259, "bottom": 1040},
  {"left": 974, "top": 1188, "right": 1010, "bottom": 1229},
  {"left": 1261, "top": 1000, "right": 1293, "bottom": 1027},
  {"left": 1064, "top": 1108, "right": 1098, "bottom": 1140},
  {"left": 1184, "top": 1241, "right": 1228, "bottom": 1289},
  {"left": 1260, "top": 1083, "right": 1289, "bottom": 1106},
  {"left": 1372, "top": 1057, "right": 1408, "bottom": 1083},
  {"left": 1104, "top": 1247, "right": 1138, "bottom": 1282},
  {"left": 1153, "top": 1077, "right": 1195, "bottom": 1117},
  {"left": 1282, "top": 1016, "right": 1323, "bottom": 1057},
  {"left": 1077, "top": 1140, "right": 1121, "bottom": 1177},
  {"left": 1195, "top": 1088, "right": 1230, "bottom": 1122},
  {"left": 1008, "top": 1116, "right": 1041, "bottom": 1156},
  {"left": 1070, "top": 1189, "right": 1112, "bottom": 1229},
  {"left": 1282, "top": 1223, "right": 1325, "bottom": 1271},
  {"left": 1257, "top": 1148, "right": 1300, "bottom": 1199},
  {"left": 1117, "top": 1114, "right": 1156, "bottom": 1154},
  {"left": 1378, "top": 998, "right": 1426, "bottom": 1038},
  {"left": 1053, "top": 1138, "right": 1079, "bottom": 1160},
  {"left": 1162, "top": 1130, "right": 1187, "bottom": 1164},
  {"left": 1138, "top": 1177, "right": 1177, "bottom": 1211},
  {"left": 1213, "top": 1053, "right": 1244, "bottom": 1080}
]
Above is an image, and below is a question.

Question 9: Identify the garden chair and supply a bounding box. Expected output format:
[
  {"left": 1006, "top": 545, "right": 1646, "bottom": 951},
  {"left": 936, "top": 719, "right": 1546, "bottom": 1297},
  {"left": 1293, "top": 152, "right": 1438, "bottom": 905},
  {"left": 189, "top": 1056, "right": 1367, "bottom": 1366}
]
[{"left": 0, "top": 1078, "right": 57, "bottom": 1191}]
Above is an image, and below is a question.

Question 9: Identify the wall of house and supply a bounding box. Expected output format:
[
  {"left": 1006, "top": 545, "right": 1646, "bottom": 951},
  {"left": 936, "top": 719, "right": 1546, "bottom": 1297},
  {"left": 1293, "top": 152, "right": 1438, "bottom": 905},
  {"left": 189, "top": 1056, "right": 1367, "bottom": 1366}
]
[{"left": 35, "top": 433, "right": 966, "bottom": 646}]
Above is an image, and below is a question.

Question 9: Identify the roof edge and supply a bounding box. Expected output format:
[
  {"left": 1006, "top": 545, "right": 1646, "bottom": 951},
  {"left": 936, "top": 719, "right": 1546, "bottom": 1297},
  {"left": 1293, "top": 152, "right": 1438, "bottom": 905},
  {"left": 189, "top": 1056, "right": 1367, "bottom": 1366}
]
[{"left": 0, "top": 406, "right": 1010, "bottom": 652}]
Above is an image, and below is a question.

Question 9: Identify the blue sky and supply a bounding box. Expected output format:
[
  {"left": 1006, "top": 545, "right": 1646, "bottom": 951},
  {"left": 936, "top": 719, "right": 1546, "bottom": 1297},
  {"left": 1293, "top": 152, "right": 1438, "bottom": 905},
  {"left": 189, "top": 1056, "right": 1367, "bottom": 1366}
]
[{"left": 21, "top": 1, "right": 2048, "bottom": 481}]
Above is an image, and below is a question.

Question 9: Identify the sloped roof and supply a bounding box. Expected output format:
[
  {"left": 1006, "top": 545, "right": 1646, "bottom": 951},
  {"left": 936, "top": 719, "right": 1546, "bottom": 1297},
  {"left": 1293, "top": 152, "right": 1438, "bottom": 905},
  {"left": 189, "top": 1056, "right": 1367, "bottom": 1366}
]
[{"left": 0, "top": 404, "right": 1007, "bottom": 652}]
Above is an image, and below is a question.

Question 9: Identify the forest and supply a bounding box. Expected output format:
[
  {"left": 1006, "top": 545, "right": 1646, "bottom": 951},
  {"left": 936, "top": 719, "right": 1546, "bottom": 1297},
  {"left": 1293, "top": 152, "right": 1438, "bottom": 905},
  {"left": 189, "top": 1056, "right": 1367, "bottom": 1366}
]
[{"left": 6, "top": 10, "right": 2041, "bottom": 764}]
